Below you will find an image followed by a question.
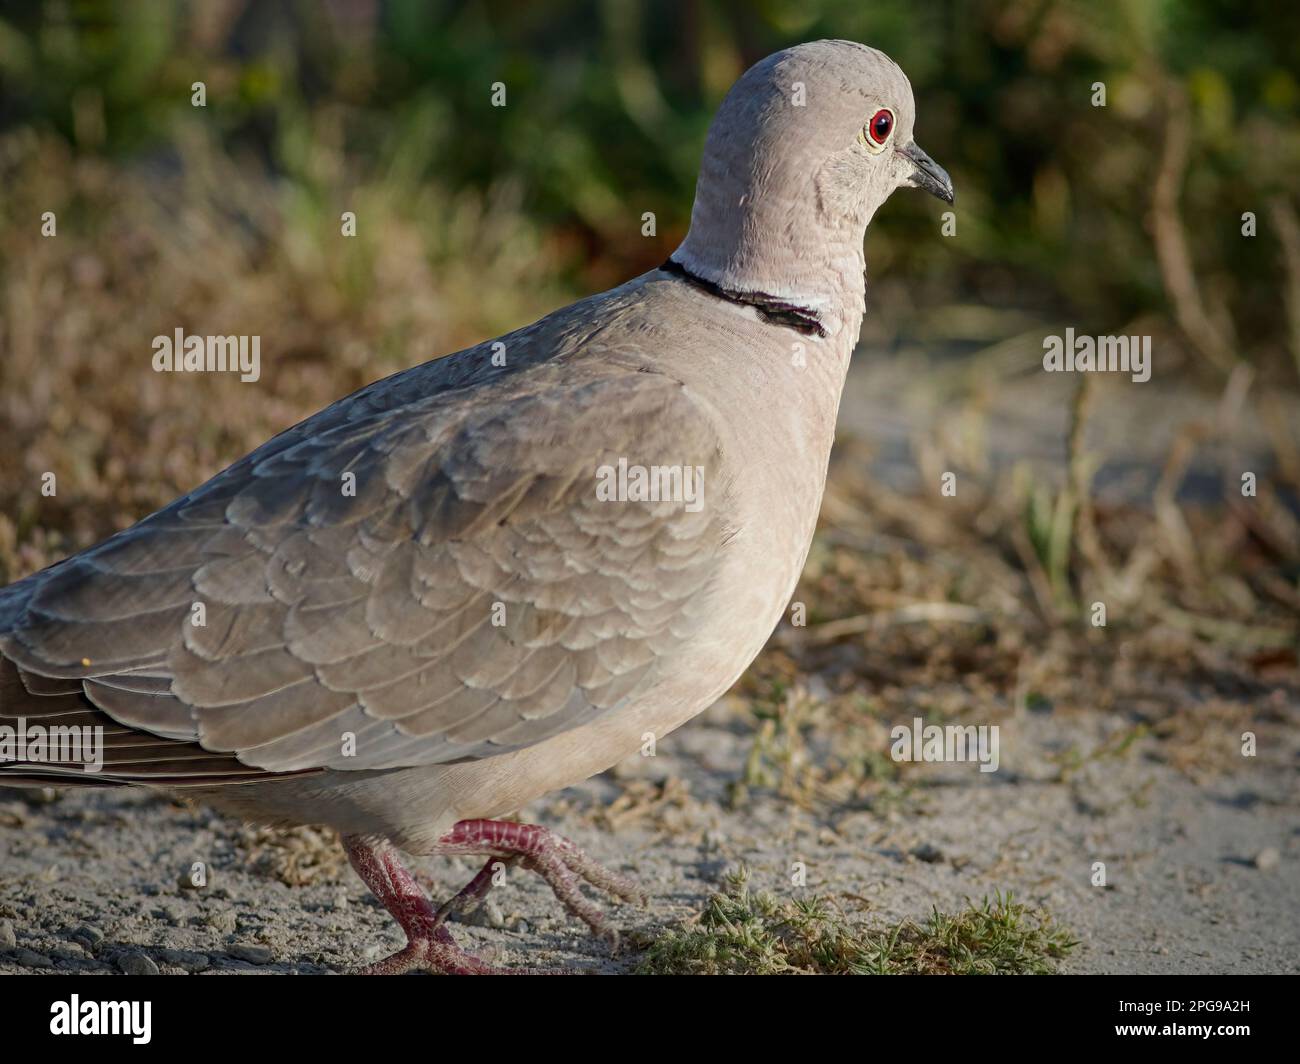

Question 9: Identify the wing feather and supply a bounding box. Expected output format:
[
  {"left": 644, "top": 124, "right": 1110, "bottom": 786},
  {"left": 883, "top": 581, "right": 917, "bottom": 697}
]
[{"left": 0, "top": 346, "right": 731, "bottom": 782}]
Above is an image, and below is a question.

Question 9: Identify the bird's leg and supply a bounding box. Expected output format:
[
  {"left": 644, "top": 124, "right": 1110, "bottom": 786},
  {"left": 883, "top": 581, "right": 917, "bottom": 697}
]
[
  {"left": 342, "top": 835, "right": 504, "bottom": 975},
  {"left": 432, "top": 819, "right": 647, "bottom": 949}
]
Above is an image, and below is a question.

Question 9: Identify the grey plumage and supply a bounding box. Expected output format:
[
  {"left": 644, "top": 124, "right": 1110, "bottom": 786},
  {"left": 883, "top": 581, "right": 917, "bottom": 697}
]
[
  {"left": 1, "top": 40, "right": 952, "bottom": 858},
  {"left": 2, "top": 319, "right": 730, "bottom": 776}
]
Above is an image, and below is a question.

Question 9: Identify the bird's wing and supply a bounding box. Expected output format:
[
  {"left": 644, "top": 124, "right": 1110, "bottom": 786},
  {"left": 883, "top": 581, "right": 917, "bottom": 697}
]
[{"left": 0, "top": 358, "right": 730, "bottom": 780}]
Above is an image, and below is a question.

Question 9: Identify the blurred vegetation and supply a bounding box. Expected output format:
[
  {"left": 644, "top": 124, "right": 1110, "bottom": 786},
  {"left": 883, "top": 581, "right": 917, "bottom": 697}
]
[
  {"left": 0, "top": 0, "right": 1298, "bottom": 581},
  {"left": 0, "top": 0, "right": 1297, "bottom": 374}
]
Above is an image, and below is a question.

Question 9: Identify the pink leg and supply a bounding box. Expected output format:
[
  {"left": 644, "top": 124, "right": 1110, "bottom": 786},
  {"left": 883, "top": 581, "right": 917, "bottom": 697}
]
[
  {"left": 343, "top": 836, "right": 528, "bottom": 975},
  {"left": 432, "top": 819, "right": 647, "bottom": 949}
]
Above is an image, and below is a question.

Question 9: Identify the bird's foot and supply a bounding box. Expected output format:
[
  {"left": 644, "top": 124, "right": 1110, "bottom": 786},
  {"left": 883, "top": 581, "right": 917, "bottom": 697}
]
[
  {"left": 343, "top": 835, "right": 555, "bottom": 974},
  {"left": 433, "top": 819, "right": 646, "bottom": 949},
  {"left": 355, "top": 930, "right": 499, "bottom": 976}
]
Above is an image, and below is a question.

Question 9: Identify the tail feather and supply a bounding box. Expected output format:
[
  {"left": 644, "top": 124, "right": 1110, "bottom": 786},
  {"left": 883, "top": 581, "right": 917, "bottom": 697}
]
[{"left": 0, "top": 655, "right": 306, "bottom": 786}]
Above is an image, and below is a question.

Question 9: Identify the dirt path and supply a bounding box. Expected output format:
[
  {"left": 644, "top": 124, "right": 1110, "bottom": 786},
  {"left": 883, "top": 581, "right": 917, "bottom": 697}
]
[{"left": 1, "top": 688, "right": 1295, "bottom": 975}]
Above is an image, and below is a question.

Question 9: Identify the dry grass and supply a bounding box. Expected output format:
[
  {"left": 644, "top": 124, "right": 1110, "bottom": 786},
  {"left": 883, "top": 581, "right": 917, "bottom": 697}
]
[
  {"left": 237, "top": 825, "right": 348, "bottom": 888},
  {"left": 733, "top": 404, "right": 1299, "bottom": 805}
]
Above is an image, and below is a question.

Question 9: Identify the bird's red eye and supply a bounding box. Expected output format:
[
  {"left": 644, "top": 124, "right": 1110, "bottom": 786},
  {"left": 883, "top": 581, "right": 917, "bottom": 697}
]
[{"left": 868, "top": 108, "right": 894, "bottom": 144}]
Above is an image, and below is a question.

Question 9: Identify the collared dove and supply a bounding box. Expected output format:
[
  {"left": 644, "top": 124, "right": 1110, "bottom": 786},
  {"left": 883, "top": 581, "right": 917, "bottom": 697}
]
[{"left": 0, "top": 39, "right": 952, "bottom": 973}]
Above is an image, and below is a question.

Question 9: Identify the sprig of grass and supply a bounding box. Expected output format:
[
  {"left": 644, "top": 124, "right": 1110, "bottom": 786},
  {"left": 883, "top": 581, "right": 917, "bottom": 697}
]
[
  {"left": 1049, "top": 723, "right": 1149, "bottom": 782},
  {"left": 639, "top": 868, "right": 1077, "bottom": 975}
]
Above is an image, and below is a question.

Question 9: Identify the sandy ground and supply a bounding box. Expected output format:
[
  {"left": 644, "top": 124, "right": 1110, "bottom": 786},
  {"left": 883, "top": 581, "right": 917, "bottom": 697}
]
[
  {"left": 0, "top": 692, "right": 1295, "bottom": 975},
  {"left": 1, "top": 357, "right": 1297, "bottom": 975}
]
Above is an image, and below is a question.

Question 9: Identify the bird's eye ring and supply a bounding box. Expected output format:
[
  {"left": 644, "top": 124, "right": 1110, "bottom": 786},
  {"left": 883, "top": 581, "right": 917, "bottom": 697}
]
[{"left": 859, "top": 108, "right": 894, "bottom": 153}]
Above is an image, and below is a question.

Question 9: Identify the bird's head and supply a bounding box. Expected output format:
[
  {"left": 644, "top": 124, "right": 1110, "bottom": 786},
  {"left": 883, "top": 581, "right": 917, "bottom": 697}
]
[{"left": 671, "top": 40, "right": 953, "bottom": 338}]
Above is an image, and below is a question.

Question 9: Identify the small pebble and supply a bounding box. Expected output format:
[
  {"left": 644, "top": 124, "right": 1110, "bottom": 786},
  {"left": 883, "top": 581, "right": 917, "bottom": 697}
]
[
  {"left": 118, "top": 951, "right": 159, "bottom": 976},
  {"left": 0, "top": 800, "right": 28, "bottom": 827},
  {"left": 228, "top": 942, "right": 273, "bottom": 965},
  {"left": 911, "top": 843, "right": 945, "bottom": 863},
  {"left": 205, "top": 909, "right": 237, "bottom": 934},
  {"left": 21, "top": 787, "right": 61, "bottom": 805},
  {"left": 71, "top": 924, "right": 105, "bottom": 952},
  {"left": 14, "top": 948, "right": 54, "bottom": 969},
  {"left": 157, "top": 948, "right": 210, "bottom": 972},
  {"left": 461, "top": 899, "right": 506, "bottom": 929},
  {"left": 1254, "top": 848, "right": 1280, "bottom": 871}
]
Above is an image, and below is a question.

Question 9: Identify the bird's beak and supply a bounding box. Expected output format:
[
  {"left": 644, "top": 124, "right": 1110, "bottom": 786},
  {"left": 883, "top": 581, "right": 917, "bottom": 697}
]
[{"left": 898, "top": 141, "right": 954, "bottom": 204}]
